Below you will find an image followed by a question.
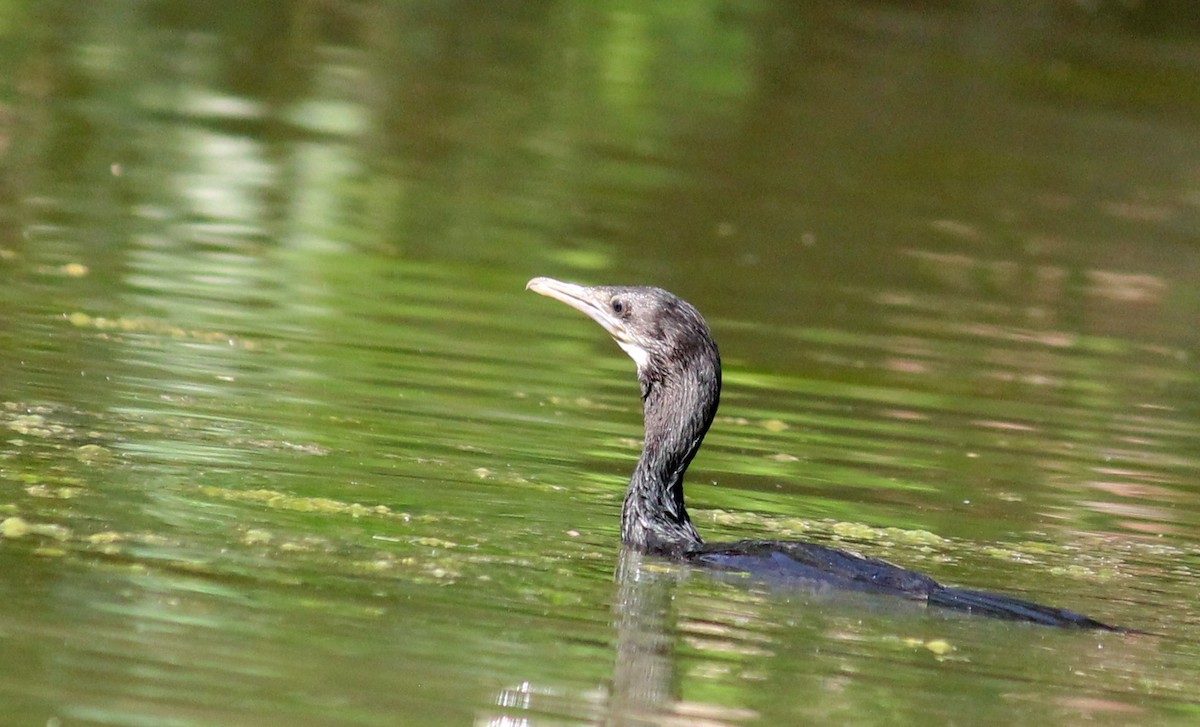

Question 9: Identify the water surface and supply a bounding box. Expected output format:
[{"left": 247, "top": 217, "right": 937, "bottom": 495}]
[{"left": 2, "top": 2, "right": 1199, "bottom": 725}]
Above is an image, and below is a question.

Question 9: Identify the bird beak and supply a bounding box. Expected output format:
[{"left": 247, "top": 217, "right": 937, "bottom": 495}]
[{"left": 526, "top": 277, "right": 625, "bottom": 340}]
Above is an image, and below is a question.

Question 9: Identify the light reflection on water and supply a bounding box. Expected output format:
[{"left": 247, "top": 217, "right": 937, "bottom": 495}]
[{"left": 1, "top": 2, "right": 1199, "bottom": 725}]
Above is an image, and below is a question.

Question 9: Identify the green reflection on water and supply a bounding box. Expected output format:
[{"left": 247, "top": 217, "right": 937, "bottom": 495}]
[{"left": 2, "top": 1, "right": 1199, "bottom": 726}]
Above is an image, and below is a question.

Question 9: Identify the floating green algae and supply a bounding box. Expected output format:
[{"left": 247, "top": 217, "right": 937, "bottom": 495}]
[
  {"left": 65, "top": 311, "right": 259, "bottom": 350},
  {"left": 1, "top": 516, "right": 71, "bottom": 541},
  {"left": 198, "top": 485, "right": 402, "bottom": 518}
]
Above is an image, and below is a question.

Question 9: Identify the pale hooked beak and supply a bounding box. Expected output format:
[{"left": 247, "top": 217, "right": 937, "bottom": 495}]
[
  {"left": 526, "top": 277, "right": 625, "bottom": 340},
  {"left": 527, "top": 277, "right": 649, "bottom": 370}
]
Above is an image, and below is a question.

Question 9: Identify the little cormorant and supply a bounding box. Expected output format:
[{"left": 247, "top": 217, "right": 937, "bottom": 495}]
[{"left": 528, "top": 276, "right": 1127, "bottom": 630}]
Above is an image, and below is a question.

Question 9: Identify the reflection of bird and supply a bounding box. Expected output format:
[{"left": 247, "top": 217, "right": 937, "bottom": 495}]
[{"left": 528, "top": 277, "right": 1125, "bottom": 630}]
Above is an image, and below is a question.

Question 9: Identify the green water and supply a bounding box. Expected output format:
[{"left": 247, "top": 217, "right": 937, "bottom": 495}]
[{"left": 2, "top": 2, "right": 1199, "bottom": 725}]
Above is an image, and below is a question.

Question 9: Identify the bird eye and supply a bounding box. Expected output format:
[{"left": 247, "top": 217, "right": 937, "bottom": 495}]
[{"left": 610, "top": 297, "right": 626, "bottom": 315}]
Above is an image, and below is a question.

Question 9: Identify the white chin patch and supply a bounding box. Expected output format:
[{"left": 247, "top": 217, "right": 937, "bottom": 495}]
[{"left": 617, "top": 339, "right": 651, "bottom": 371}]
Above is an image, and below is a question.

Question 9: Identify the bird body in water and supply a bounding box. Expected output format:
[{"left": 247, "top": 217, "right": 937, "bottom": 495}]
[{"left": 527, "top": 276, "right": 1127, "bottom": 631}]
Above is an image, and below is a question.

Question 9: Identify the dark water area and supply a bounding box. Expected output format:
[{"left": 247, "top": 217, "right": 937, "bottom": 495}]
[{"left": 1, "top": 1, "right": 1199, "bottom": 725}]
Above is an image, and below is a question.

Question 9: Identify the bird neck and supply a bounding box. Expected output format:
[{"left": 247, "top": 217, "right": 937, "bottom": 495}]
[{"left": 621, "top": 351, "right": 720, "bottom": 556}]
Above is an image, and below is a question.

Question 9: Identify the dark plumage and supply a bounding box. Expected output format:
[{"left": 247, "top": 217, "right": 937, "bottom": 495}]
[{"left": 528, "top": 277, "right": 1127, "bottom": 630}]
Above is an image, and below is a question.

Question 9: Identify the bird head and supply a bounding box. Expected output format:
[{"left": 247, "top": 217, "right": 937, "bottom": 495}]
[{"left": 526, "top": 277, "right": 718, "bottom": 380}]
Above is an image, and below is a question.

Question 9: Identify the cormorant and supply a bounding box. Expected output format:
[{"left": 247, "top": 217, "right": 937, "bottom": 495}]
[{"left": 527, "top": 276, "right": 1126, "bottom": 630}]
